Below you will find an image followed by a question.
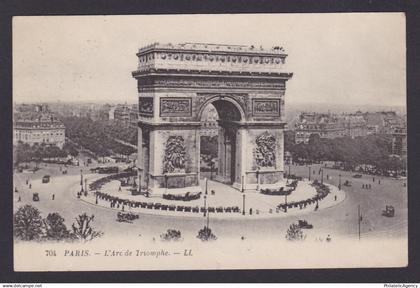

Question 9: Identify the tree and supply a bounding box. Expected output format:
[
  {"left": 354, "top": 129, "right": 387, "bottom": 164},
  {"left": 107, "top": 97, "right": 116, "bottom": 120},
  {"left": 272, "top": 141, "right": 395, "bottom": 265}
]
[
  {"left": 160, "top": 229, "right": 182, "bottom": 242},
  {"left": 285, "top": 223, "right": 305, "bottom": 241},
  {"left": 13, "top": 205, "right": 44, "bottom": 241},
  {"left": 71, "top": 213, "right": 103, "bottom": 242},
  {"left": 197, "top": 226, "right": 217, "bottom": 242},
  {"left": 44, "top": 212, "right": 72, "bottom": 241}
]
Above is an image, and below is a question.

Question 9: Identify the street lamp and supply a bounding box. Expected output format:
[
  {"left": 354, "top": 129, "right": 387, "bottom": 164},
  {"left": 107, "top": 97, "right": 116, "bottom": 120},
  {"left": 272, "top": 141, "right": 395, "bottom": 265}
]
[
  {"left": 242, "top": 194, "right": 246, "bottom": 215},
  {"left": 308, "top": 166, "right": 311, "bottom": 181},
  {"left": 203, "top": 195, "right": 207, "bottom": 217},
  {"left": 80, "top": 169, "right": 84, "bottom": 192},
  {"left": 210, "top": 160, "right": 214, "bottom": 180},
  {"left": 284, "top": 194, "right": 288, "bottom": 213},
  {"left": 339, "top": 174, "right": 342, "bottom": 190},
  {"left": 84, "top": 178, "right": 88, "bottom": 196},
  {"left": 205, "top": 178, "right": 208, "bottom": 195}
]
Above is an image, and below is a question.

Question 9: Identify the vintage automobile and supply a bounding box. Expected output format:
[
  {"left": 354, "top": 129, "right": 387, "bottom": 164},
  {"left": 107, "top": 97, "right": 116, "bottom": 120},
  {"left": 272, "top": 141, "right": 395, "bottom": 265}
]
[
  {"left": 32, "top": 193, "right": 39, "bottom": 202},
  {"left": 42, "top": 175, "right": 50, "bottom": 183},
  {"left": 382, "top": 205, "right": 395, "bottom": 217},
  {"left": 343, "top": 180, "right": 352, "bottom": 187},
  {"left": 298, "top": 220, "right": 313, "bottom": 229},
  {"left": 352, "top": 174, "right": 363, "bottom": 178}
]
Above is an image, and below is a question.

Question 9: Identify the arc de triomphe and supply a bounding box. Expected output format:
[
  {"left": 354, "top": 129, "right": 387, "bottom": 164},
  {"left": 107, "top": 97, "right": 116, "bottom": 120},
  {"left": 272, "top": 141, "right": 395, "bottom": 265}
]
[{"left": 132, "top": 43, "right": 293, "bottom": 195}]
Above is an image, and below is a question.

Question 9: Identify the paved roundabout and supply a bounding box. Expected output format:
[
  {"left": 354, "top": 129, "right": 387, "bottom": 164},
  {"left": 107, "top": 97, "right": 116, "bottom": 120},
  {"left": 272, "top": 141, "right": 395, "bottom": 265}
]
[{"left": 79, "top": 175, "right": 345, "bottom": 219}]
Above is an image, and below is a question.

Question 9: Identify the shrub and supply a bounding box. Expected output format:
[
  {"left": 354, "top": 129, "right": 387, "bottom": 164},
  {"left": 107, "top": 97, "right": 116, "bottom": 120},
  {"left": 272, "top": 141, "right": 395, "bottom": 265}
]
[
  {"left": 197, "top": 226, "right": 217, "bottom": 242},
  {"left": 44, "top": 212, "right": 72, "bottom": 241},
  {"left": 285, "top": 223, "right": 306, "bottom": 241},
  {"left": 160, "top": 229, "right": 182, "bottom": 242},
  {"left": 71, "top": 213, "right": 103, "bottom": 242},
  {"left": 13, "top": 205, "right": 44, "bottom": 241}
]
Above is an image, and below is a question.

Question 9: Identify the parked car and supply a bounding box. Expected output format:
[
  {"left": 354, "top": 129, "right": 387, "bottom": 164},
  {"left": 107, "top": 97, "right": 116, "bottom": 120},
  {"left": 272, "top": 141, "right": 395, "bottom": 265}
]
[
  {"left": 298, "top": 220, "right": 313, "bottom": 229},
  {"left": 32, "top": 193, "right": 39, "bottom": 201},
  {"left": 42, "top": 175, "right": 50, "bottom": 183},
  {"left": 352, "top": 174, "right": 363, "bottom": 178},
  {"left": 382, "top": 205, "right": 395, "bottom": 217}
]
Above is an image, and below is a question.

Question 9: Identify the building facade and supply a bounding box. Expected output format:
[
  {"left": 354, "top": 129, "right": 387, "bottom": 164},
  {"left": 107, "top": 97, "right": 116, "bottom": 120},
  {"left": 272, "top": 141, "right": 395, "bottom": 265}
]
[{"left": 13, "top": 104, "right": 66, "bottom": 148}]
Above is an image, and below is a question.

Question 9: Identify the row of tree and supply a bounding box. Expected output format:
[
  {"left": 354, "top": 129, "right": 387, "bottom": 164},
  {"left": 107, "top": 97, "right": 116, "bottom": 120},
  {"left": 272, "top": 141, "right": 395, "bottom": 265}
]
[
  {"left": 14, "top": 142, "right": 79, "bottom": 165},
  {"left": 60, "top": 117, "right": 137, "bottom": 158},
  {"left": 13, "top": 205, "right": 103, "bottom": 242},
  {"left": 284, "top": 132, "right": 406, "bottom": 173}
]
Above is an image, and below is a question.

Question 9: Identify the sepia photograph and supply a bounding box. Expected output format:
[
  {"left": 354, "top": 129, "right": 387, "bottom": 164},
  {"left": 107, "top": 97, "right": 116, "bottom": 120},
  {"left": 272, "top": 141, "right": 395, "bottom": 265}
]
[{"left": 12, "top": 13, "right": 407, "bottom": 271}]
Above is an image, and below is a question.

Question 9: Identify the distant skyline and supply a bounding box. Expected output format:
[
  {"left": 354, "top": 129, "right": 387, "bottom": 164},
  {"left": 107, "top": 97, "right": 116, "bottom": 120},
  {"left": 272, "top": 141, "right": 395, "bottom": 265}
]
[{"left": 13, "top": 14, "right": 406, "bottom": 107}]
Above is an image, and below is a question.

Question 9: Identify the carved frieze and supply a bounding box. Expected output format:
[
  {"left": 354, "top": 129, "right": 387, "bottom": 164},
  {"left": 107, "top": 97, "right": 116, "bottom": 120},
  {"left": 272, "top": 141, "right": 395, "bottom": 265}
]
[
  {"left": 138, "top": 77, "right": 285, "bottom": 91},
  {"left": 252, "top": 99, "right": 280, "bottom": 117},
  {"left": 160, "top": 97, "right": 192, "bottom": 117},
  {"left": 139, "top": 97, "right": 154, "bottom": 117},
  {"left": 254, "top": 131, "right": 276, "bottom": 168},
  {"left": 163, "top": 136, "right": 187, "bottom": 173}
]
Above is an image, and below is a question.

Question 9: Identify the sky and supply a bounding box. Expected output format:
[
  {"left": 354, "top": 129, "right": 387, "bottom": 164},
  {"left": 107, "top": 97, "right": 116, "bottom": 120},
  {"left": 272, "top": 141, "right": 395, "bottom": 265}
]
[{"left": 13, "top": 13, "right": 406, "bottom": 107}]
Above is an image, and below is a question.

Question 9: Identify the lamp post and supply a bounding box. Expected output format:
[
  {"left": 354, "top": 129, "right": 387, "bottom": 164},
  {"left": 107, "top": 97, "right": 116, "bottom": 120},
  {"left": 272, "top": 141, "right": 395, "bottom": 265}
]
[
  {"left": 321, "top": 168, "right": 324, "bottom": 184},
  {"left": 84, "top": 178, "right": 88, "bottom": 196},
  {"left": 205, "top": 178, "right": 208, "bottom": 195},
  {"left": 203, "top": 195, "right": 207, "bottom": 217},
  {"left": 256, "top": 169, "right": 260, "bottom": 191},
  {"left": 285, "top": 194, "right": 288, "bottom": 213},
  {"left": 242, "top": 194, "right": 246, "bottom": 215},
  {"left": 80, "top": 169, "right": 84, "bottom": 192},
  {"left": 308, "top": 166, "right": 311, "bottom": 181},
  {"left": 241, "top": 175, "right": 244, "bottom": 193},
  {"left": 165, "top": 174, "right": 168, "bottom": 194},
  {"left": 339, "top": 174, "right": 342, "bottom": 190},
  {"left": 210, "top": 160, "right": 214, "bottom": 180}
]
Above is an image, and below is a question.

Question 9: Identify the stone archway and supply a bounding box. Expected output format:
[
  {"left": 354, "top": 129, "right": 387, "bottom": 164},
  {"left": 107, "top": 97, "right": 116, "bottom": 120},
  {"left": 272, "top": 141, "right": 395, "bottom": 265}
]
[
  {"left": 198, "top": 97, "right": 245, "bottom": 187},
  {"left": 133, "top": 43, "right": 293, "bottom": 195}
]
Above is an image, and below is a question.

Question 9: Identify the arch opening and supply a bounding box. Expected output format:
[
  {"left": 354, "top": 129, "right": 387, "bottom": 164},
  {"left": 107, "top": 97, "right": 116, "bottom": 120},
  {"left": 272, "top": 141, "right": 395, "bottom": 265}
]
[{"left": 199, "top": 99, "right": 243, "bottom": 187}]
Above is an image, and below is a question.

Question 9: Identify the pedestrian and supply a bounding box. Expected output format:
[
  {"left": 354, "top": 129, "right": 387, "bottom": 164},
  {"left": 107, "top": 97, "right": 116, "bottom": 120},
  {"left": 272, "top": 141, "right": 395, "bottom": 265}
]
[
  {"left": 378, "top": 179, "right": 381, "bottom": 184},
  {"left": 26, "top": 179, "right": 28, "bottom": 185},
  {"left": 14, "top": 187, "right": 18, "bottom": 193},
  {"left": 29, "top": 184, "right": 32, "bottom": 189},
  {"left": 249, "top": 208, "right": 253, "bottom": 215},
  {"left": 334, "top": 195, "right": 337, "bottom": 201},
  {"left": 119, "top": 186, "right": 122, "bottom": 192},
  {"left": 362, "top": 184, "right": 365, "bottom": 189},
  {"left": 373, "top": 177, "right": 375, "bottom": 182},
  {"left": 52, "top": 194, "right": 55, "bottom": 200},
  {"left": 18, "top": 196, "right": 21, "bottom": 202},
  {"left": 326, "top": 235, "right": 332, "bottom": 242}
]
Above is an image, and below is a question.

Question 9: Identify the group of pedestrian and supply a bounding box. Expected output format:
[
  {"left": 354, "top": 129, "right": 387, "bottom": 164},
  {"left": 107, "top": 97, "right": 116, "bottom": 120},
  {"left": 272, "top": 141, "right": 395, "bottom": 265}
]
[{"left": 362, "top": 184, "right": 372, "bottom": 189}]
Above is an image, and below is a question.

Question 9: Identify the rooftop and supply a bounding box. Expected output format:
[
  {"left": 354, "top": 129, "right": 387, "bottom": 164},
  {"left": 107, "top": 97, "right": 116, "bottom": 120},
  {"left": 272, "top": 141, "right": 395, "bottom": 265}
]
[{"left": 138, "top": 42, "right": 287, "bottom": 56}]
